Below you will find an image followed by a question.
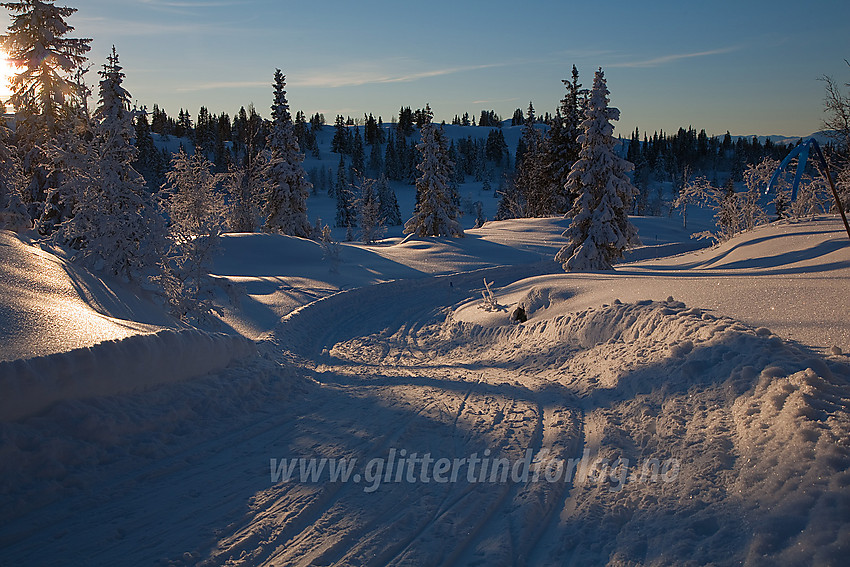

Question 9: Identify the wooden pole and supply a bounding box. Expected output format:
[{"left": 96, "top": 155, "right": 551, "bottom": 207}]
[{"left": 812, "top": 141, "right": 850, "bottom": 241}]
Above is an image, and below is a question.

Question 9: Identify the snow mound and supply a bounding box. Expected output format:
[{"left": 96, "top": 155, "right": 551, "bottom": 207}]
[
  {"left": 0, "top": 230, "right": 174, "bottom": 362},
  {"left": 330, "top": 298, "right": 850, "bottom": 564},
  {"left": 0, "top": 329, "right": 257, "bottom": 421}
]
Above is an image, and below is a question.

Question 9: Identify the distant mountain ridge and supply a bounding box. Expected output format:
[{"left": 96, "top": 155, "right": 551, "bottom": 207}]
[{"left": 713, "top": 131, "right": 835, "bottom": 146}]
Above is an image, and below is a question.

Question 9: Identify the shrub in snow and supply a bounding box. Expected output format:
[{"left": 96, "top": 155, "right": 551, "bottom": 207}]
[
  {"left": 0, "top": 193, "right": 31, "bottom": 232},
  {"left": 479, "top": 278, "right": 504, "bottom": 312},
  {"left": 263, "top": 70, "right": 312, "bottom": 237},
  {"left": 404, "top": 105, "right": 464, "bottom": 238},
  {"left": 0, "top": 120, "right": 29, "bottom": 232},
  {"left": 836, "top": 165, "right": 850, "bottom": 212},
  {"left": 678, "top": 167, "right": 770, "bottom": 243},
  {"left": 789, "top": 173, "right": 831, "bottom": 220},
  {"left": 556, "top": 68, "right": 639, "bottom": 271}
]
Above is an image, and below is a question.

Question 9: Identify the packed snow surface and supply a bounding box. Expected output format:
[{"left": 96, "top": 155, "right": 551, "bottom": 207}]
[{"left": 0, "top": 216, "right": 848, "bottom": 565}]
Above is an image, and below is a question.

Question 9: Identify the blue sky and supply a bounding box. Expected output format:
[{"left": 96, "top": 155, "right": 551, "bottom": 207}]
[{"left": 4, "top": 0, "right": 850, "bottom": 137}]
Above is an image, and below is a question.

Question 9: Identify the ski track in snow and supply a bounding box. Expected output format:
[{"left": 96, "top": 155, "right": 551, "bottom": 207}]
[{"left": 1, "top": 219, "right": 850, "bottom": 565}]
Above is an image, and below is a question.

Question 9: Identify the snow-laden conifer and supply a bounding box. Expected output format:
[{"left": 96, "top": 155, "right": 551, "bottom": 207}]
[
  {"left": 51, "top": 47, "right": 164, "bottom": 278},
  {"left": 1, "top": 0, "right": 91, "bottom": 134},
  {"left": 403, "top": 106, "right": 463, "bottom": 238},
  {"left": 263, "top": 69, "right": 311, "bottom": 237},
  {"left": 376, "top": 174, "right": 401, "bottom": 226},
  {"left": 355, "top": 175, "right": 385, "bottom": 244},
  {"left": 155, "top": 148, "right": 223, "bottom": 321},
  {"left": 1, "top": 0, "right": 92, "bottom": 228},
  {"left": 556, "top": 68, "right": 639, "bottom": 271}
]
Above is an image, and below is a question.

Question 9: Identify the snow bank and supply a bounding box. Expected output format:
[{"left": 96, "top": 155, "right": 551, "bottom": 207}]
[{"left": 0, "top": 329, "right": 256, "bottom": 421}]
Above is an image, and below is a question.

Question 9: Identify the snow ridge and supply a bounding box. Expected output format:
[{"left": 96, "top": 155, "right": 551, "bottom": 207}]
[{"left": 0, "top": 329, "right": 257, "bottom": 421}]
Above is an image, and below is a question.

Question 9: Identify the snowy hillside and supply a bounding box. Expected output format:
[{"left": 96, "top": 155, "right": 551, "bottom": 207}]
[{"left": 0, "top": 215, "right": 848, "bottom": 565}]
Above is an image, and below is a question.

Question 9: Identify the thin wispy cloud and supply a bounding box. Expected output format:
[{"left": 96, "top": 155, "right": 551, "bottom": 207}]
[
  {"left": 609, "top": 46, "right": 740, "bottom": 68},
  {"left": 76, "top": 16, "right": 222, "bottom": 36},
  {"left": 290, "top": 61, "right": 506, "bottom": 89},
  {"left": 137, "top": 0, "right": 248, "bottom": 7},
  {"left": 472, "top": 97, "right": 520, "bottom": 105},
  {"left": 176, "top": 80, "right": 268, "bottom": 92}
]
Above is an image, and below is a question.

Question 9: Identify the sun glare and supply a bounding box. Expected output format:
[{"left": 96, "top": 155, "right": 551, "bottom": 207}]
[{"left": 0, "top": 50, "right": 19, "bottom": 104}]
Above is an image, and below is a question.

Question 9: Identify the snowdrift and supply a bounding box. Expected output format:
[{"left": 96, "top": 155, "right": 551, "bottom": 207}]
[
  {"left": 0, "top": 230, "right": 174, "bottom": 362},
  {"left": 0, "top": 329, "right": 256, "bottom": 421}
]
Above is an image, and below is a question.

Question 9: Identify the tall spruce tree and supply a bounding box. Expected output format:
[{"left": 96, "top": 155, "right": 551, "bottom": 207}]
[
  {"left": 376, "top": 174, "right": 401, "bottom": 226},
  {"left": 556, "top": 68, "right": 639, "bottom": 271},
  {"left": 541, "top": 65, "right": 584, "bottom": 214},
  {"left": 1, "top": 0, "right": 90, "bottom": 134},
  {"left": 263, "top": 69, "right": 311, "bottom": 237},
  {"left": 403, "top": 105, "right": 463, "bottom": 238},
  {"left": 513, "top": 101, "right": 547, "bottom": 216},
  {"left": 335, "top": 154, "right": 355, "bottom": 229},
  {"left": 1, "top": 0, "right": 91, "bottom": 216},
  {"left": 54, "top": 46, "right": 164, "bottom": 278},
  {"left": 133, "top": 108, "right": 166, "bottom": 189}
]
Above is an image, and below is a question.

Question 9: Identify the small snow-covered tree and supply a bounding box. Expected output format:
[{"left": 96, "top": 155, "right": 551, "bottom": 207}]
[
  {"left": 673, "top": 175, "right": 713, "bottom": 230},
  {"left": 263, "top": 69, "right": 312, "bottom": 236},
  {"left": 222, "top": 151, "right": 268, "bottom": 232},
  {"left": 404, "top": 105, "right": 463, "bottom": 238},
  {"left": 155, "top": 149, "right": 223, "bottom": 321},
  {"left": 739, "top": 158, "right": 774, "bottom": 228},
  {"left": 51, "top": 47, "right": 164, "bottom": 278},
  {"left": 556, "top": 68, "right": 639, "bottom": 271}
]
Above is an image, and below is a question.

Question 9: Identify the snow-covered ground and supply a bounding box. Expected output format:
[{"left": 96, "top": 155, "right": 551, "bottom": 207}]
[{"left": 1, "top": 214, "right": 848, "bottom": 565}]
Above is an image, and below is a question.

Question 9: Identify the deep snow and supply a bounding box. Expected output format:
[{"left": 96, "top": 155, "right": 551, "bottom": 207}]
[{"left": 0, "top": 213, "right": 848, "bottom": 565}]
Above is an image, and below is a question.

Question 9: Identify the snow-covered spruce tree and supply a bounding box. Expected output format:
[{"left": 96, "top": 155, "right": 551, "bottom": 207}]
[
  {"left": 1, "top": 0, "right": 90, "bottom": 134},
  {"left": 263, "top": 69, "right": 312, "bottom": 237},
  {"left": 355, "top": 174, "right": 385, "bottom": 244},
  {"left": 155, "top": 149, "right": 224, "bottom": 321},
  {"left": 334, "top": 154, "right": 356, "bottom": 229},
  {"left": 51, "top": 47, "right": 164, "bottom": 278},
  {"left": 556, "top": 68, "right": 639, "bottom": 271},
  {"left": 1, "top": 0, "right": 90, "bottom": 211},
  {"left": 132, "top": 108, "right": 166, "bottom": 189},
  {"left": 376, "top": 174, "right": 402, "bottom": 226},
  {"left": 540, "top": 65, "right": 585, "bottom": 214},
  {"left": 403, "top": 106, "right": 463, "bottom": 238},
  {"left": 512, "top": 101, "right": 546, "bottom": 217}
]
